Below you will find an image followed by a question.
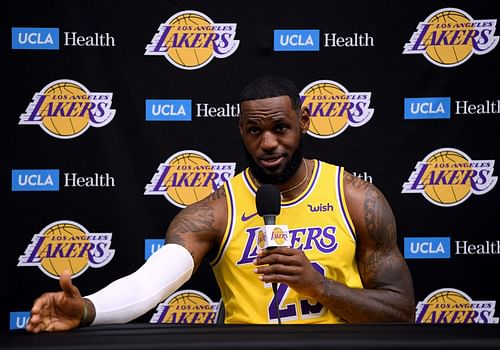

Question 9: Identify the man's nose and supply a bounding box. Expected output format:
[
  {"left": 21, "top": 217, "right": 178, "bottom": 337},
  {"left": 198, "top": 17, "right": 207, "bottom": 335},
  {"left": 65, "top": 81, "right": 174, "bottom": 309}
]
[{"left": 260, "top": 131, "right": 278, "bottom": 150}]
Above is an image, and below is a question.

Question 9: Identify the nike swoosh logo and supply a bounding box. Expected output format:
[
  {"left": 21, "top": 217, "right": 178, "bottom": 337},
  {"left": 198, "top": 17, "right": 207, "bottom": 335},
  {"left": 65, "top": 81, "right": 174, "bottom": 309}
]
[{"left": 241, "top": 212, "right": 258, "bottom": 222}]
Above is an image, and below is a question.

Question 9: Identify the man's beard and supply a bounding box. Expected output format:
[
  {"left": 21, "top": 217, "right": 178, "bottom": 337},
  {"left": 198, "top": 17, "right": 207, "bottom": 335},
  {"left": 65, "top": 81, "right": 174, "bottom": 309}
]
[{"left": 243, "top": 136, "right": 304, "bottom": 185}]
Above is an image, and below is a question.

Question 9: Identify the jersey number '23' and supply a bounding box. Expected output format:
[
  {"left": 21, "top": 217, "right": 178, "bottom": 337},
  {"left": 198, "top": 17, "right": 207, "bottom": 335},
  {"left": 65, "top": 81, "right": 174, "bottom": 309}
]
[{"left": 267, "top": 262, "right": 325, "bottom": 322}]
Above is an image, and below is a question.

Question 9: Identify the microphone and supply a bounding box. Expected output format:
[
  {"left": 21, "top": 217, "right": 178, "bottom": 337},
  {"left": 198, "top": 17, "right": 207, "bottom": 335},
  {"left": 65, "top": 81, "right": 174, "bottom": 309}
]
[
  {"left": 256, "top": 184, "right": 281, "bottom": 225},
  {"left": 255, "top": 184, "right": 289, "bottom": 324},
  {"left": 255, "top": 184, "right": 291, "bottom": 250}
]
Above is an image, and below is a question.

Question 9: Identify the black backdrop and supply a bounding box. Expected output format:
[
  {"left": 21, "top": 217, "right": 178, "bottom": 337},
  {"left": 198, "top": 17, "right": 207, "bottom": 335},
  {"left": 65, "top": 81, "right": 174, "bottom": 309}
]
[{"left": 3, "top": 0, "right": 499, "bottom": 330}]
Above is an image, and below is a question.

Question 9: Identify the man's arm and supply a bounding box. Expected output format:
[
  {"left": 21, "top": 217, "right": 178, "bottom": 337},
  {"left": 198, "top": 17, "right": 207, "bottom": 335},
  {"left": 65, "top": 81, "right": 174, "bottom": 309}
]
[
  {"left": 319, "top": 172, "right": 415, "bottom": 322},
  {"left": 254, "top": 172, "right": 415, "bottom": 323},
  {"left": 26, "top": 186, "right": 227, "bottom": 332},
  {"left": 165, "top": 185, "right": 227, "bottom": 271}
]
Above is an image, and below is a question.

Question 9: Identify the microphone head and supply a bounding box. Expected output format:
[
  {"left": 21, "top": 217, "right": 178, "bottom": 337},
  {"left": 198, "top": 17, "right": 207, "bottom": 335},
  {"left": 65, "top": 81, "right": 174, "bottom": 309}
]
[{"left": 256, "top": 184, "right": 281, "bottom": 217}]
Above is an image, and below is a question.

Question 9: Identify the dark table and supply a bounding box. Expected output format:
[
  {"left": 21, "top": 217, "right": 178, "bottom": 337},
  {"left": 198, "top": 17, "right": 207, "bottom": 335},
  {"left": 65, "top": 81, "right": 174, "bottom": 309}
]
[{"left": 2, "top": 323, "right": 500, "bottom": 349}]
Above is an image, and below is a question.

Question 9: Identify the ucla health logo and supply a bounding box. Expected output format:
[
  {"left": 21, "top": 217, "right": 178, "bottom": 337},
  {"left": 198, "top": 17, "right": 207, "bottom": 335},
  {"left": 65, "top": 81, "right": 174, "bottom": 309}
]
[
  {"left": 404, "top": 97, "right": 451, "bottom": 119},
  {"left": 300, "top": 80, "right": 373, "bottom": 139},
  {"left": 150, "top": 290, "right": 220, "bottom": 324},
  {"left": 12, "top": 169, "right": 59, "bottom": 191},
  {"left": 402, "top": 148, "right": 497, "bottom": 206},
  {"left": 19, "top": 79, "right": 115, "bottom": 139},
  {"left": 274, "top": 30, "right": 320, "bottom": 51},
  {"left": 403, "top": 8, "right": 498, "bottom": 67},
  {"left": 145, "top": 10, "right": 239, "bottom": 70},
  {"left": 145, "top": 150, "right": 236, "bottom": 208},
  {"left": 144, "top": 239, "right": 164, "bottom": 259},
  {"left": 18, "top": 220, "right": 114, "bottom": 279},
  {"left": 10, "top": 311, "right": 31, "bottom": 330},
  {"left": 12, "top": 27, "right": 59, "bottom": 50},
  {"left": 416, "top": 288, "right": 498, "bottom": 323},
  {"left": 404, "top": 237, "right": 450, "bottom": 259},
  {"left": 146, "top": 99, "right": 192, "bottom": 121}
]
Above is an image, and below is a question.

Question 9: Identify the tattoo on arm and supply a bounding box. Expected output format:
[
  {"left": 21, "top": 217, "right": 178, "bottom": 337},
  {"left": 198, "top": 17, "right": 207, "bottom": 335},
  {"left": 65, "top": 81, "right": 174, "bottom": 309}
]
[
  {"left": 338, "top": 172, "right": 415, "bottom": 321},
  {"left": 363, "top": 184, "right": 396, "bottom": 249},
  {"left": 359, "top": 184, "right": 408, "bottom": 295},
  {"left": 166, "top": 186, "right": 226, "bottom": 255}
]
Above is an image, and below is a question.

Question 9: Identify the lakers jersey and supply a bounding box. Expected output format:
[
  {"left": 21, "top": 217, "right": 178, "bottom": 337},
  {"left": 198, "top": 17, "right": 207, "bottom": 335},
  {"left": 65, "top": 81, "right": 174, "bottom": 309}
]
[{"left": 210, "top": 160, "right": 363, "bottom": 324}]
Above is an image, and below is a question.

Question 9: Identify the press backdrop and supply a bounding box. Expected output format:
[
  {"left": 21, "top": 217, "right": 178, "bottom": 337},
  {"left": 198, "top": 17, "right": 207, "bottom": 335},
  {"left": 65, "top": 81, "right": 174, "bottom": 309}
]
[{"left": 3, "top": 0, "right": 499, "bottom": 330}]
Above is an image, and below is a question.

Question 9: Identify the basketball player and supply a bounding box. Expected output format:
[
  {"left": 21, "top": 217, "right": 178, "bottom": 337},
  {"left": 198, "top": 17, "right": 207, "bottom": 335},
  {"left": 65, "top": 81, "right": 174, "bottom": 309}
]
[{"left": 27, "top": 76, "right": 415, "bottom": 332}]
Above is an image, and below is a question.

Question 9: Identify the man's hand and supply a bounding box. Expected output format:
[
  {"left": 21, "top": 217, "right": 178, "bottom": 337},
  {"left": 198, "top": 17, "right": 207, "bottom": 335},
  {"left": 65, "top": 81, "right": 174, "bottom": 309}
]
[
  {"left": 253, "top": 247, "right": 325, "bottom": 299},
  {"left": 26, "top": 271, "right": 84, "bottom": 333}
]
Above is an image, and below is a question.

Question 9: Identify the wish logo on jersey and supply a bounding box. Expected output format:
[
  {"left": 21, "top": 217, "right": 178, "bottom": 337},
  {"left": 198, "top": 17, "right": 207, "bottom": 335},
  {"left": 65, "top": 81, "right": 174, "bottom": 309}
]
[
  {"left": 145, "top": 10, "right": 239, "bottom": 70},
  {"left": 18, "top": 220, "right": 114, "bottom": 279},
  {"left": 145, "top": 150, "right": 236, "bottom": 208},
  {"left": 416, "top": 288, "right": 498, "bottom": 324},
  {"left": 402, "top": 148, "right": 497, "bottom": 206},
  {"left": 300, "top": 80, "right": 373, "bottom": 139},
  {"left": 150, "top": 290, "right": 220, "bottom": 324},
  {"left": 403, "top": 8, "right": 498, "bottom": 67},
  {"left": 19, "top": 79, "right": 115, "bottom": 139}
]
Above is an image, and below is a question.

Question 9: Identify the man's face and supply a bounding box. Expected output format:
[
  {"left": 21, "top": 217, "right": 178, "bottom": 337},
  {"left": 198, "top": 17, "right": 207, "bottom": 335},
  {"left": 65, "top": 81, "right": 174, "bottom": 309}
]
[{"left": 239, "top": 96, "right": 309, "bottom": 184}]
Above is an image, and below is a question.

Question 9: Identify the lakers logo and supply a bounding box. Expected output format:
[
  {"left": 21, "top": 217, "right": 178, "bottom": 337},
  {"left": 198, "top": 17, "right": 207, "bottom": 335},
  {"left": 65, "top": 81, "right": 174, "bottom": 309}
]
[
  {"left": 300, "top": 80, "right": 373, "bottom": 139},
  {"left": 271, "top": 227, "right": 287, "bottom": 245},
  {"left": 403, "top": 8, "right": 499, "bottom": 67},
  {"left": 402, "top": 148, "right": 497, "bottom": 206},
  {"left": 150, "top": 290, "right": 220, "bottom": 324},
  {"left": 257, "top": 229, "right": 266, "bottom": 249},
  {"left": 144, "top": 150, "right": 236, "bottom": 208},
  {"left": 17, "top": 220, "right": 114, "bottom": 279},
  {"left": 19, "top": 79, "right": 115, "bottom": 139},
  {"left": 416, "top": 288, "right": 498, "bottom": 323},
  {"left": 144, "top": 10, "right": 239, "bottom": 70}
]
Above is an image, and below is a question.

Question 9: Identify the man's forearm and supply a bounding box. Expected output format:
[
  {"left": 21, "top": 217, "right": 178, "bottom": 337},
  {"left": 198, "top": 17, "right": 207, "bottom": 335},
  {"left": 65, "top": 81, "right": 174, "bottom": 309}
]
[{"left": 315, "top": 278, "right": 415, "bottom": 323}]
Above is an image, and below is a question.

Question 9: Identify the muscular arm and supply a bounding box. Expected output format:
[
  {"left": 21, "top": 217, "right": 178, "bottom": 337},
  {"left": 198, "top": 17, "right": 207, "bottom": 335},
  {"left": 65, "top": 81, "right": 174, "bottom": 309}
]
[
  {"left": 165, "top": 185, "right": 227, "bottom": 272},
  {"left": 316, "top": 172, "right": 415, "bottom": 322},
  {"left": 254, "top": 171, "right": 415, "bottom": 323}
]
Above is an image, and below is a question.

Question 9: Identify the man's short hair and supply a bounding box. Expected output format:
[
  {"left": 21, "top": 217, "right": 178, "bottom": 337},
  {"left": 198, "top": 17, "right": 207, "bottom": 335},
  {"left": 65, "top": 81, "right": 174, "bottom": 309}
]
[{"left": 238, "top": 76, "right": 302, "bottom": 111}]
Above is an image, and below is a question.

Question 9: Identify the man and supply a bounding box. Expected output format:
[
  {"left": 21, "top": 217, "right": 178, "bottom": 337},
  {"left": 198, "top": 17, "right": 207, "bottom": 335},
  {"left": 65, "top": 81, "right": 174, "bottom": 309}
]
[{"left": 27, "top": 76, "right": 415, "bottom": 332}]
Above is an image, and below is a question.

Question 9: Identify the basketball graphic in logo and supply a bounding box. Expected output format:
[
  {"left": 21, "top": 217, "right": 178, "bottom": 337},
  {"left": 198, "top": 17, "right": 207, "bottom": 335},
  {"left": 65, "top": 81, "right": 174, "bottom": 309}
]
[
  {"left": 165, "top": 12, "right": 215, "bottom": 68},
  {"left": 421, "top": 149, "right": 472, "bottom": 206},
  {"left": 300, "top": 80, "right": 373, "bottom": 139},
  {"left": 19, "top": 79, "right": 115, "bottom": 139},
  {"left": 403, "top": 8, "right": 499, "bottom": 67},
  {"left": 39, "top": 81, "right": 91, "bottom": 137},
  {"left": 145, "top": 10, "right": 239, "bottom": 70},
  {"left": 145, "top": 150, "right": 236, "bottom": 208},
  {"left": 38, "top": 222, "right": 90, "bottom": 278},
  {"left": 402, "top": 148, "right": 497, "bottom": 206},
  {"left": 150, "top": 289, "right": 220, "bottom": 324},
  {"left": 18, "top": 220, "right": 115, "bottom": 279},
  {"left": 166, "top": 151, "right": 215, "bottom": 207},
  {"left": 423, "top": 10, "right": 473, "bottom": 66},
  {"left": 416, "top": 288, "right": 499, "bottom": 324}
]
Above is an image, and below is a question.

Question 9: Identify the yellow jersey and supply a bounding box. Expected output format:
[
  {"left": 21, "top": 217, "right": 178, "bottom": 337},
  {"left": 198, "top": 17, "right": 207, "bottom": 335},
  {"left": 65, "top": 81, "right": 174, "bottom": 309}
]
[{"left": 211, "top": 160, "right": 363, "bottom": 324}]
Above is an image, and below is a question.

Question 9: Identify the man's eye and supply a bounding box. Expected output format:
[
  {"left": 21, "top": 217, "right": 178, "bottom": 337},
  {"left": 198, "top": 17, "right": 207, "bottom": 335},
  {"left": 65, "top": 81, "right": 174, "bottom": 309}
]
[
  {"left": 276, "top": 124, "right": 288, "bottom": 132},
  {"left": 248, "top": 127, "right": 260, "bottom": 135}
]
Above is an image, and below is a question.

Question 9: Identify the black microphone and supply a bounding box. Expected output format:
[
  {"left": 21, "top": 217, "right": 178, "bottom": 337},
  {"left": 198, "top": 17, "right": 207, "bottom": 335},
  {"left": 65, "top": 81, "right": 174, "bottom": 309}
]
[
  {"left": 256, "top": 184, "right": 281, "bottom": 225},
  {"left": 255, "top": 184, "right": 282, "bottom": 324}
]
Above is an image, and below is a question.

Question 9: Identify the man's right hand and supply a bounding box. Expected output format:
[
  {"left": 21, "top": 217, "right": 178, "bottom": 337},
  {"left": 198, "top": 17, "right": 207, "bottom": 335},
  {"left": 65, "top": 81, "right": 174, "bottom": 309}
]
[{"left": 26, "top": 270, "right": 85, "bottom": 333}]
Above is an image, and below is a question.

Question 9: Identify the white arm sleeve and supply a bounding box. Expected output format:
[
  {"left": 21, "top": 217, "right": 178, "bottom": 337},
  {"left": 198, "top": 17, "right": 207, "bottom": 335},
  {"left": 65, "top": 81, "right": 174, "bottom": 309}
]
[{"left": 85, "top": 243, "right": 194, "bottom": 325}]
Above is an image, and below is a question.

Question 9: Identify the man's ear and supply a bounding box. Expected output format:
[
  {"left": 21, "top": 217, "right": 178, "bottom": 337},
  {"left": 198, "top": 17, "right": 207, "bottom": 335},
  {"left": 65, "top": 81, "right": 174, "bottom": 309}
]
[{"left": 300, "top": 106, "right": 310, "bottom": 134}]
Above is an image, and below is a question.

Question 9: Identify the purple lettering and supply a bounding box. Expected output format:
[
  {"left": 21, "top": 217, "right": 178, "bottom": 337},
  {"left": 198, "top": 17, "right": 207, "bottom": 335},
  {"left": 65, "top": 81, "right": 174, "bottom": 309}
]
[
  {"left": 236, "top": 228, "right": 259, "bottom": 264},
  {"left": 154, "top": 26, "right": 171, "bottom": 52},
  {"left": 152, "top": 165, "right": 171, "bottom": 192},
  {"left": 412, "top": 23, "right": 431, "bottom": 51}
]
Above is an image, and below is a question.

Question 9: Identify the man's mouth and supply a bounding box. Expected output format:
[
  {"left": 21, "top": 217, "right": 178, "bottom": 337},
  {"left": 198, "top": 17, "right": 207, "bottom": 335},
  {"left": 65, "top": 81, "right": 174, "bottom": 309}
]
[{"left": 259, "top": 155, "right": 284, "bottom": 169}]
